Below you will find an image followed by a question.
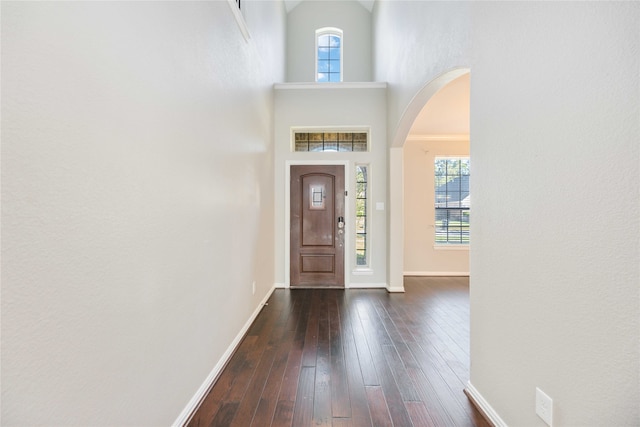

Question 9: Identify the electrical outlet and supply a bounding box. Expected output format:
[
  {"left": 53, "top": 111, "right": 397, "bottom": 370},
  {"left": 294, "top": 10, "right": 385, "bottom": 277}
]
[
  {"left": 252, "top": 281, "right": 256, "bottom": 295},
  {"left": 536, "top": 387, "right": 553, "bottom": 426}
]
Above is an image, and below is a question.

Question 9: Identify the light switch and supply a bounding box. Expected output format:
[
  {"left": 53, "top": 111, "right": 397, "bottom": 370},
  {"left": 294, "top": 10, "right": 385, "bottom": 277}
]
[{"left": 376, "top": 202, "right": 385, "bottom": 211}]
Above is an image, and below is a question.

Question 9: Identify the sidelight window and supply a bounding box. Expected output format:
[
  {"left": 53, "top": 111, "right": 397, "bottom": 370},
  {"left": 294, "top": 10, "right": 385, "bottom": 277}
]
[{"left": 355, "top": 165, "right": 368, "bottom": 266}]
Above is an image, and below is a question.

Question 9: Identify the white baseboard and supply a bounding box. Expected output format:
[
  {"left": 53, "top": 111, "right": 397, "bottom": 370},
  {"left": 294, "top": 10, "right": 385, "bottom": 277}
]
[
  {"left": 274, "top": 282, "right": 287, "bottom": 288},
  {"left": 172, "top": 284, "right": 277, "bottom": 426},
  {"left": 464, "top": 382, "right": 508, "bottom": 427},
  {"left": 404, "top": 271, "right": 470, "bottom": 277},
  {"left": 347, "top": 282, "right": 387, "bottom": 289},
  {"left": 386, "top": 285, "right": 405, "bottom": 293}
]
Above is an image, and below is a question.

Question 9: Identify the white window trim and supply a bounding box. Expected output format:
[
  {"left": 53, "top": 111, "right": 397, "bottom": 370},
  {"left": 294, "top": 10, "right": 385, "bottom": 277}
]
[
  {"left": 315, "top": 27, "right": 343, "bottom": 82},
  {"left": 433, "top": 244, "right": 470, "bottom": 251}
]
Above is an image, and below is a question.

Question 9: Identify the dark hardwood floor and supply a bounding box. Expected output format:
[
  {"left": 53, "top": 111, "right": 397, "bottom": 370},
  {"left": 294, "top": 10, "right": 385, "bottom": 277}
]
[{"left": 187, "top": 276, "right": 489, "bottom": 427}]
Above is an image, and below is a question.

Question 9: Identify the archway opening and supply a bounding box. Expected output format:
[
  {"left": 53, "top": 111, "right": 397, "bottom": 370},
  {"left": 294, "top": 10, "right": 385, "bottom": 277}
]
[
  {"left": 388, "top": 68, "right": 470, "bottom": 291},
  {"left": 403, "top": 73, "right": 470, "bottom": 276}
]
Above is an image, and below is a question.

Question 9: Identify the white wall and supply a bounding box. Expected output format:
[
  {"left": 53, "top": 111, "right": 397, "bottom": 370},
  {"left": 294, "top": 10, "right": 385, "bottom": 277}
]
[
  {"left": 373, "top": 1, "right": 471, "bottom": 145},
  {"left": 469, "top": 3, "right": 639, "bottom": 425},
  {"left": 403, "top": 139, "right": 469, "bottom": 275},
  {"left": 286, "top": 0, "right": 372, "bottom": 82},
  {"left": 376, "top": 1, "right": 639, "bottom": 425},
  {"left": 273, "top": 85, "right": 387, "bottom": 288},
  {"left": 1, "top": 1, "right": 285, "bottom": 425}
]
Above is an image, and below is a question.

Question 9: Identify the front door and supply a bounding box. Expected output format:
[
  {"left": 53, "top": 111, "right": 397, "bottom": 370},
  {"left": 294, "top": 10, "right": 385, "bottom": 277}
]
[{"left": 290, "top": 165, "right": 345, "bottom": 287}]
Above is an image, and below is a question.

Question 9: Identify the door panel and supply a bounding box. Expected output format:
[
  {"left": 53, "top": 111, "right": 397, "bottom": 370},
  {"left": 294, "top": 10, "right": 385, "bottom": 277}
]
[
  {"left": 291, "top": 165, "right": 345, "bottom": 287},
  {"left": 301, "top": 255, "right": 334, "bottom": 272}
]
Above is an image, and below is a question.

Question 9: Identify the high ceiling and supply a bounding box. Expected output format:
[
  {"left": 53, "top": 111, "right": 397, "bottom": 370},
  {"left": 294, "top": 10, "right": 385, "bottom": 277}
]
[
  {"left": 284, "top": 0, "right": 374, "bottom": 13},
  {"left": 282, "top": 0, "right": 467, "bottom": 136}
]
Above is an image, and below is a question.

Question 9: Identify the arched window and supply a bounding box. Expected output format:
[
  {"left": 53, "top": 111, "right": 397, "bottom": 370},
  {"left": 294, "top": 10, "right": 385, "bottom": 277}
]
[{"left": 316, "top": 28, "right": 343, "bottom": 82}]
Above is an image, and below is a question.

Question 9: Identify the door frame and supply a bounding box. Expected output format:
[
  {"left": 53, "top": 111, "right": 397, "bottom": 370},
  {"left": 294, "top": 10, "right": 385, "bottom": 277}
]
[{"left": 285, "top": 160, "right": 350, "bottom": 289}]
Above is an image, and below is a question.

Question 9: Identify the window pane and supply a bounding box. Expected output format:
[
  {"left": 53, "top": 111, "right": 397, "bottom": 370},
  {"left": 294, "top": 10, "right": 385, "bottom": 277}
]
[
  {"left": 317, "top": 73, "right": 328, "bottom": 82},
  {"left": 356, "top": 164, "right": 367, "bottom": 181},
  {"left": 318, "top": 60, "right": 329, "bottom": 72},
  {"left": 461, "top": 158, "right": 470, "bottom": 175},
  {"left": 338, "top": 141, "right": 352, "bottom": 151},
  {"left": 324, "top": 132, "right": 337, "bottom": 142},
  {"left": 329, "top": 60, "right": 340, "bottom": 73},
  {"left": 318, "top": 47, "right": 329, "bottom": 60},
  {"left": 356, "top": 182, "right": 366, "bottom": 198},
  {"left": 447, "top": 159, "right": 460, "bottom": 175},
  {"left": 339, "top": 133, "right": 352, "bottom": 142},
  {"left": 329, "top": 47, "right": 341, "bottom": 59},
  {"left": 356, "top": 216, "right": 366, "bottom": 233},
  {"left": 309, "top": 142, "right": 323, "bottom": 152},
  {"left": 353, "top": 142, "right": 367, "bottom": 152},
  {"left": 435, "top": 210, "right": 448, "bottom": 244},
  {"left": 323, "top": 142, "right": 337, "bottom": 152},
  {"left": 295, "top": 142, "right": 308, "bottom": 152},
  {"left": 329, "top": 72, "right": 341, "bottom": 82},
  {"left": 318, "top": 34, "right": 330, "bottom": 46},
  {"left": 329, "top": 35, "right": 340, "bottom": 47}
]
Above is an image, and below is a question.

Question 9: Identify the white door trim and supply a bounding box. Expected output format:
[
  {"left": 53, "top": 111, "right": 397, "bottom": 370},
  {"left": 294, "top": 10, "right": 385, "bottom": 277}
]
[{"left": 285, "top": 160, "right": 350, "bottom": 289}]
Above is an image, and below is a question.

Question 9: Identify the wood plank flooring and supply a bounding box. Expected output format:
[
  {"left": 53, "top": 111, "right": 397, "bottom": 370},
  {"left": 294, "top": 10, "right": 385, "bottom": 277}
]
[{"left": 187, "top": 276, "right": 489, "bottom": 427}]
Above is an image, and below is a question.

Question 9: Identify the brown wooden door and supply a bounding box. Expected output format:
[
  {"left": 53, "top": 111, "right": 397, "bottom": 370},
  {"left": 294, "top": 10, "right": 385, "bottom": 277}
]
[{"left": 290, "top": 165, "right": 345, "bottom": 287}]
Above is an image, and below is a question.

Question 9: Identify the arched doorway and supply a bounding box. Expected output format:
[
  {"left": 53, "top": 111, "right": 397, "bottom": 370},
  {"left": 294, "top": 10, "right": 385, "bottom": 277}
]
[{"left": 388, "top": 68, "right": 470, "bottom": 291}]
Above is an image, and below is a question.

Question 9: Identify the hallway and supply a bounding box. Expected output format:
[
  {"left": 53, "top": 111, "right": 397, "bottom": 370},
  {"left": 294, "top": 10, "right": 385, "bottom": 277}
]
[{"left": 188, "top": 277, "right": 488, "bottom": 426}]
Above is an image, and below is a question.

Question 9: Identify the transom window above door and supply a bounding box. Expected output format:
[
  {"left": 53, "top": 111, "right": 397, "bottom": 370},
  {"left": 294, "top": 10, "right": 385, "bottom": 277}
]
[
  {"left": 293, "top": 131, "right": 368, "bottom": 152},
  {"left": 316, "top": 28, "right": 343, "bottom": 82}
]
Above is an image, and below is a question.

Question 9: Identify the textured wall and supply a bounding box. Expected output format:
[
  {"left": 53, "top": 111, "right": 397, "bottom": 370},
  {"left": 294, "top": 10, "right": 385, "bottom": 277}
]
[
  {"left": 373, "top": 1, "right": 471, "bottom": 144},
  {"left": 286, "top": 0, "right": 372, "bottom": 82},
  {"left": 469, "top": 3, "right": 639, "bottom": 425},
  {"left": 1, "top": 1, "right": 284, "bottom": 425},
  {"left": 375, "top": 1, "right": 639, "bottom": 425}
]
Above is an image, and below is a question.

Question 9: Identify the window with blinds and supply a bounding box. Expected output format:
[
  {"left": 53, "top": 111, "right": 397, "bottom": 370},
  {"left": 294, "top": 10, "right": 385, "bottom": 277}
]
[{"left": 435, "top": 157, "right": 470, "bottom": 244}]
